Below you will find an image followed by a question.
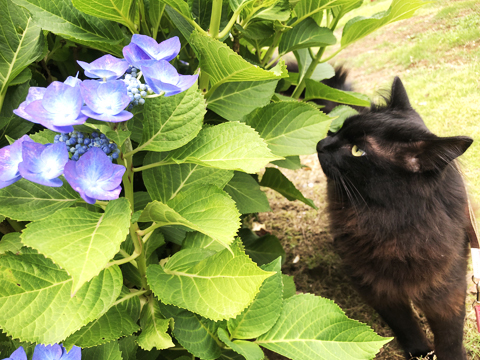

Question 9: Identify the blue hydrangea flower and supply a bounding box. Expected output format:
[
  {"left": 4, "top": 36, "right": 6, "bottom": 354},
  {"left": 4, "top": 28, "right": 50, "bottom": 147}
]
[
  {"left": 14, "top": 80, "right": 87, "bottom": 133},
  {"left": 123, "top": 35, "right": 180, "bottom": 68},
  {"left": 18, "top": 142, "right": 69, "bottom": 187},
  {"left": 32, "top": 344, "right": 81, "bottom": 360},
  {"left": 77, "top": 54, "right": 129, "bottom": 81},
  {"left": 80, "top": 80, "right": 133, "bottom": 122},
  {"left": 141, "top": 60, "right": 198, "bottom": 96},
  {"left": 1, "top": 346, "right": 27, "bottom": 360},
  {"left": 64, "top": 147, "right": 125, "bottom": 204},
  {"left": 0, "top": 135, "right": 33, "bottom": 189}
]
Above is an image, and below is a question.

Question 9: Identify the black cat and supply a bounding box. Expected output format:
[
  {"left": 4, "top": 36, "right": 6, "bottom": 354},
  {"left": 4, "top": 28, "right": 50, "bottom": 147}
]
[{"left": 316, "top": 77, "right": 474, "bottom": 360}]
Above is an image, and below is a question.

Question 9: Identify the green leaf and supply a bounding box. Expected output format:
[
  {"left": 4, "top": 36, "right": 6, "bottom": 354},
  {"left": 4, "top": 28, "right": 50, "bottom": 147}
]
[
  {"left": 71, "top": 0, "right": 135, "bottom": 29},
  {"left": 8, "top": 68, "right": 32, "bottom": 87},
  {"left": 0, "top": 82, "right": 33, "bottom": 147},
  {"left": 137, "top": 298, "right": 175, "bottom": 351},
  {"left": 0, "top": 250, "right": 123, "bottom": 344},
  {"left": 282, "top": 274, "right": 296, "bottom": 299},
  {"left": 207, "top": 80, "right": 278, "bottom": 122},
  {"left": 245, "top": 101, "right": 331, "bottom": 157},
  {"left": 0, "top": 232, "right": 22, "bottom": 255},
  {"left": 145, "top": 0, "right": 164, "bottom": 37},
  {"left": 81, "top": 341, "right": 123, "bottom": 360},
  {"left": 294, "top": 0, "right": 357, "bottom": 26},
  {"left": 21, "top": 198, "right": 131, "bottom": 295},
  {"left": 256, "top": 294, "right": 392, "bottom": 360},
  {"left": 305, "top": 79, "right": 370, "bottom": 106},
  {"left": 0, "top": 0, "right": 44, "bottom": 95},
  {"left": 137, "top": 86, "right": 206, "bottom": 153},
  {"left": 160, "top": 304, "right": 223, "bottom": 359},
  {"left": 272, "top": 156, "right": 302, "bottom": 170},
  {"left": 164, "top": 5, "right": 195, "bottom": 39},
  {"left": 328, "top": 105, "right": 359, "bottom": 132},
  {"left": 190, "top": 31, "right": 287, "bottom": 87},
  {"left": 241, "top": 231, "right": 286, "bottom": 266},
  {"left": 228, "top": 258, "right": 283, "bottom": 339},
  {"left": 12, "top": 0, "right": 125, "bottom": 56},
  {"left": 147, "top": 240, "right": 275, "bottom": 321},
  {"left": 223, "top": 172, "right": 271, "bottom": 214},
  {"left": 118, "top": 336, "right": 138, "bottom": 360},
  {"left": 143, "top": 152, "right": 234, "bottom": 203},
  {"left": 278, "top": 18, "right": 336, "bottom": 55},
  {"left": 63, "top": 287, "right": 141, "bottom": 348},
  {"left": 182, "top": 231, "right": 226, "bottom": 252},
  {"left": 0, "top": 178, "right": 79, "bottom": 221},
  {"left": 168, "top": 121, "right": 281, "bottom": 173},
  {"left": 139, "top": 185, "right": 240, "bottom": 249},
  {"left": 341, "top": 0, "right": 425, "bottom": 47},
  {"left": 160, "top": 0, "right": 191, "bottom": 18},
  {"left": 28, "top": 129, "right": 57, "bottom": 144},
  {"left": 260, "top": 167, "right": 317, "bottom": 209},
  {"left": 252, "top": 0, "right": 290, "bottom": 21},
  {"left": 293, "top": 49, "right": 335, "bottom": 84},
  {"left": 218, "top": 328, "right": 264, "bottom": 360}
]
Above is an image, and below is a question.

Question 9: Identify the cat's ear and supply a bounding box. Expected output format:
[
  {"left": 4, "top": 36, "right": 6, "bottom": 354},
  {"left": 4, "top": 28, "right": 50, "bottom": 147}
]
[
  {"left": 403, "top": 136, "right": 473, "bottom": 172},
  {"left": 389, "top": 77, "right": 412, "bottom": 110}
]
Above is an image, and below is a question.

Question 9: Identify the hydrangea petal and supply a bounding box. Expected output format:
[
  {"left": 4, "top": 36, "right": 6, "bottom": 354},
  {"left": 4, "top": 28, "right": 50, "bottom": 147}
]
[
  {"left": 8, "top": 347, "right": 27, "bottom": 360},
  {"left": 123, "top": 43, "right": 154, "bottom": 68},
  {"left": 175, "top": 74, "right": 199, "bottom": 93},
  {"left": 0, "top": 135, "right": 32, "bottom": 183},
  {"left": 78, "top": 55, "right": 129, "bottom": 80},
  {"left": 41, "top": 82, "right": 83, "bottom": 115},
  {"left": 60, "top": 346, "right": 81, "bottom": 360},
  {"left": 131, "top": 34, "right": 180, "bottom": 61},
  {"left": 81, "top": 107, "right": 133, "bottom": 122},
  {"left": 23, "top": 101, "right": 85, "bottom": 133},
  {"left": 95, "top": 81, "right": 131, "bottom": 114},
  {"left": 13, "top": 87, "right": 46, "bottom": 123},
  {"left": 64, "top": 76, "right": 82, "bottom": 87},
  {"left": 32, "top": 344, "right": 63, "bottom": 360},
  {"left": 40, "top": 142, "right": 69, "bottom": 179}
]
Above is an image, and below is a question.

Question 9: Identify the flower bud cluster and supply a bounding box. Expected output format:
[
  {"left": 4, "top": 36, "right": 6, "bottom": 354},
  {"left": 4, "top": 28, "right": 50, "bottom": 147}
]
[
  {"left": 122, "top": 67, "right": 154, "bottom": 109},
  {"left": 54, "top": 130, "right": 120, "bottom": 161}
]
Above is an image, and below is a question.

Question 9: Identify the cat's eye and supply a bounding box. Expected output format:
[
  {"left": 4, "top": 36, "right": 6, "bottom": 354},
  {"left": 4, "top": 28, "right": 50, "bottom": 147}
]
[{"left": 352, "top": 145, "right": 366, "bottom": 157}]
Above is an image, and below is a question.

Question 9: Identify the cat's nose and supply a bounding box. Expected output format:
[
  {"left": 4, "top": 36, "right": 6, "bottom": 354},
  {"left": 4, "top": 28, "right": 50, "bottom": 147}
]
[{"left": 317, "top": 136, "right": 334, "bottom": 153}]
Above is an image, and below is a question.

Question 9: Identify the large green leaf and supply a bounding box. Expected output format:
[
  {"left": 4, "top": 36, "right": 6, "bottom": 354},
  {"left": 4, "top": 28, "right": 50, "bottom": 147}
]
[
  {"left": 245, "top": 101, "right": 331, "bottom": 157},
  {"left": 137, "top": 298, "right": 174, "bottom": 351},
  {"left": 143, "top": 152, "right": 234, "bottom": 203},
  {"left": 0, "top": 80, "right": 34, "bottom": 147},
  {"left": 207, "top": 80, "right": 278, "bottom": 122},
  {"left": 0, "top": 178, "right": 79, "bottom": 221},
  {"left": 272, "top": 156, "right": 302, "bottom": 170},
  {"left": 293, "top": 49, "right": 335, "bottom": 86},
  {"left": 12, "top": 0, "right": 125, "bottom": 56},
  {"left": 168, "top": 121, "right": 281, "bottom": 173},
  {"left": 294, "top": 0, "right": 357, "bottom": 26},
  {"left": 182, "top": 231, "right": 226, "bottom": 252},
  {"left": 160, "top": 304, "right": 222, "bottom": 360},
  {"left": 228, "top": 258, "right": 283, "bottom": 339},
  {"left": 328, "top": 105, "right": 359, "bottom": 132},
  {"left": 0, "top": 232, "right": 22, "bottom": 255},
  {"left": 137, "top": 86, "right": 206, "bottom": 153},
  {"left": 190, "top": 31, "right": 287, "bottom": 87},
  {"left": 239, "top": 229, "right": 286, "bottom": 266},
  {"left": 81, "top": 341, "right": 123, "bottom": 360},
  {"left": 341, "top": 0, "right": 425, "bottom": 47},
  {"left": 223, "top": 172, "right": 271, "bottom": 214},
  {"left": 160, "top": 0, "right": 191, "bottom": 18},
  {"left": 0, "top": 250, "right": 123, "bottom": 344},
  {"left": 218, "top": 328, "right": 264, "bottom": 360},
  {"left": 304, "top": 79, "right": 370, "bottom": 106},
  {"left": 256, "top": 294, "right": 392, "bottom": 360},
  {"left": 21, "top": 198, "right": 131, "bottom": 295},
  {"left": 147, "top": 240, "right": 275, "bottom": 321},
  {"left": 164, "top": 5, "right": 195, "bottom": 39},
  {"left": 278, "top": 18, "right": 336, "bottom": 55},
  {"left": 63, "top": 287, "right": 141, "bottom": 348},
  {"left": 72, "top": 0, "right": 135, "bottom": 29},
  {"left": 0, "top": 0, "right": 44, "bottom": 96},
  {"left": 260, "top": 167, "right": 317, "bottom": 209},
  {"left": 139, "top": 185, "right": 240, "bottom": 248}
]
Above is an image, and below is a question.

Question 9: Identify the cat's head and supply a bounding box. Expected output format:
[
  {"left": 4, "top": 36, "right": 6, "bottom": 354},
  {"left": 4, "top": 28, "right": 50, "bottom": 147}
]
[{"left": 317, "top": 77, "right": 473, "bottom": 187}]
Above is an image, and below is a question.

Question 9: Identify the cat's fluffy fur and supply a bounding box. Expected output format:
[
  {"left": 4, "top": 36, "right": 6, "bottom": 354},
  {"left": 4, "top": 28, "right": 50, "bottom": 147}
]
[{"left": 317, "top": 77, "right": 473, "bottom": 360}]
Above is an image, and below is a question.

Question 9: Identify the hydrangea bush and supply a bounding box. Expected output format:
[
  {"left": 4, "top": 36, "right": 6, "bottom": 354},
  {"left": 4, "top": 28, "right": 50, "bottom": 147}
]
[{"left": 0, "top": 0, "right": 424, "bottom": 359}]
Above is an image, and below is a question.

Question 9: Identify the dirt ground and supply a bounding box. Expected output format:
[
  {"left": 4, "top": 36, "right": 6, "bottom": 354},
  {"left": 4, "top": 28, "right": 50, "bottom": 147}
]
[{"left": 256, "top": 5, "right": 480, "bottom": 359}]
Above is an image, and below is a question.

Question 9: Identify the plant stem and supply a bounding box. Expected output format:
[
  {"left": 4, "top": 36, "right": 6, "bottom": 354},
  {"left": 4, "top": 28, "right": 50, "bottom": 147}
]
[
  {"left": 291, "top": 47, "right": 326, "bottom": 99},
  {"left": 209, "top": 0, "right": 223, "bottom": 38},
  {"left": 111, "top": 289, "right": 148, "bottom": 307},
  {"left": 152, "top": 4, "right": 165, "bottom": 39},
  {"left": 132, "top": 160, "right": 177, "bottom": 172},
  {"left": 107, "top": 250, "right": 140, "bottom": 267},
  {"left": 137, "top": 223, "right": 160, "bottom": 237},
  {"left": 217, "top": 1, "right": 250, "bottom": 39},
  {"left": 261, "top": 31, "right": 283, "bottom": 67}
]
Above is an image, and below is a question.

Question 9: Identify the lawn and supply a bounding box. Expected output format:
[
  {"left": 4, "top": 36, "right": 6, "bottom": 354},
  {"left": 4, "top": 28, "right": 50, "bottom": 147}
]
[{"left": 259, "top": 0, "right": 480, "bottom": 359}]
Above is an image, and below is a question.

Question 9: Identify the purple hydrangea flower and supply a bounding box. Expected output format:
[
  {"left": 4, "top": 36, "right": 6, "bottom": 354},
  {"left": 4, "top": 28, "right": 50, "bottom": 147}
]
[
  {"left": 64, "top": 147, "right": 126, "bottom": 204},
  {"left": 141, "top": 61, "right": 198, "bottom": 96},
  {"left": 80, "top": 80, "right": 133, "bottom": 122},
  {"left": 14, "top": 80, "right": 87, "bottom": 133},
  {"left": 123, "top": 35, "right": 180, "bottom": 68},
  {"left": 1, "top": 346, "right": 27, "bottom": 360},
  {"left": 18, "top": 142, "right": 69, "bottom": 187},
  {"left": 0, "top": 135, "right": 33, "bottom": 189},
  {"left": 77, "top": 54, "right": 129, "bottom": 81},
  {"left": 32, "top": 344, "right": 81, "bottom": 360}
]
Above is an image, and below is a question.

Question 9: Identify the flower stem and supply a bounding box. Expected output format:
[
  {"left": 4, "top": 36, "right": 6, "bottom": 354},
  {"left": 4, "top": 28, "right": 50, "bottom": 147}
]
[
  {"left": 209, "top": 0, "right": 223, "bottom": 38},
  {"left": 291, "top": 46, "right": 326, "bottom": 99},
  {"left": 107, "top": 250, "right": 140, "bottom": 267},
  {"left": 260, "top": 31, "right": 283, "bottom": 67}
]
